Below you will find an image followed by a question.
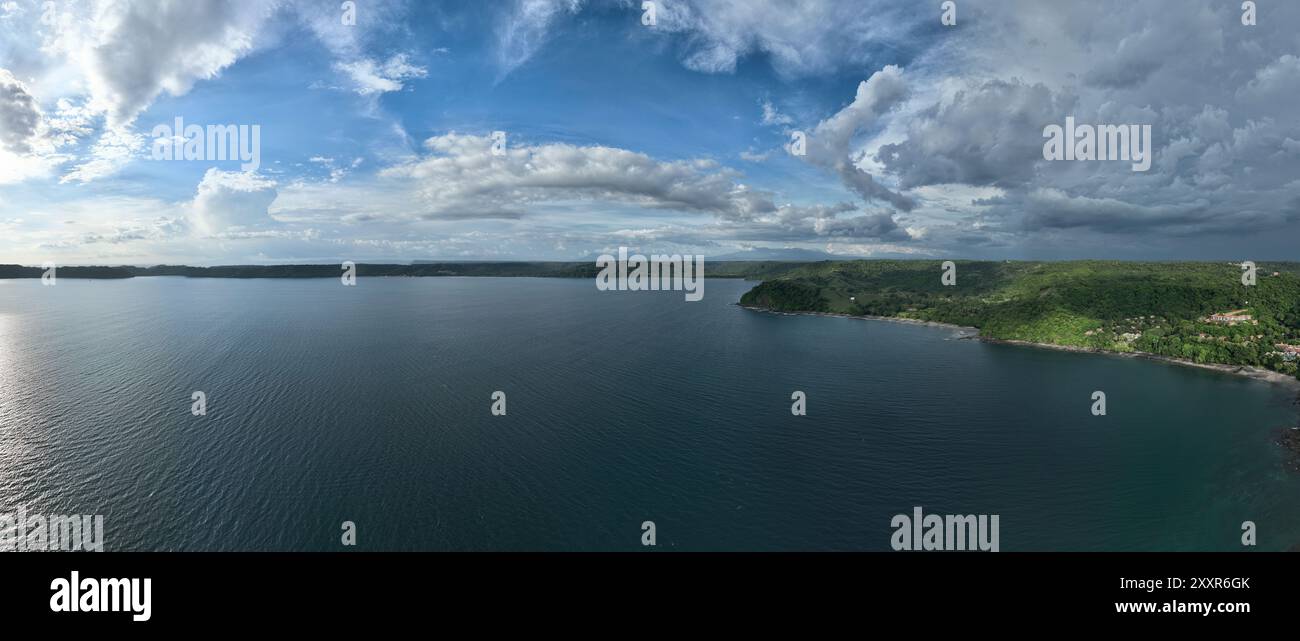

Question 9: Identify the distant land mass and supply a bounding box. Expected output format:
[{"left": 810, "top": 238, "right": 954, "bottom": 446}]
[
  {"left": 739, "top": 260, "right": 1300, "bottom": 381},
  {"left": 5, "top": 259, "right": 1300, "bottom": 380},
  {"left": 710, "top": 248, "right": 859, "bottom": 261},
  {"left": 561, "top": 247, "right": 856, "bottom": 262},
  {"left": 0, "top": 261, "right": 805, "bottom": 280}
]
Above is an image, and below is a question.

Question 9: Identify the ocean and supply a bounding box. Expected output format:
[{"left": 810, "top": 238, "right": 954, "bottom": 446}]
[{"left": 1, "top": 276, "right": 1297, "bottom": 550}]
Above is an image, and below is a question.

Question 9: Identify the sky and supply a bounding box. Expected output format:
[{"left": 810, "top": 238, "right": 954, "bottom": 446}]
[{"left": 0, "top": 0, "right": 1297, "bottom": 265}]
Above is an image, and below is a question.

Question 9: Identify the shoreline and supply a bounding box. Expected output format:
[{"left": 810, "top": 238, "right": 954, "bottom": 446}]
[
  {"left": 738, "top": 304, "right": 1300, "bottom": 391},
  {"left": 738, "top": 305, "right": 978, "bottom": 334},
  {"left": 982, "top": 337, "right": 1300, "bottom": 390}
]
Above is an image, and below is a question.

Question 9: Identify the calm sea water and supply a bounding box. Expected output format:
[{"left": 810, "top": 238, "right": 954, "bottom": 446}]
[{"left": 1, "top": 277, "right": 1297, "bottom": 551}]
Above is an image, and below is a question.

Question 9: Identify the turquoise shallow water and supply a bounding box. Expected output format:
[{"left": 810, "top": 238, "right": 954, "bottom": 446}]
[{"left": 0, "top": 276, "right": 1297, "bottom": 550}]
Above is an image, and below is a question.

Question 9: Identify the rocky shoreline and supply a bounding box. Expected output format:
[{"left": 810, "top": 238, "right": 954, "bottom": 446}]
[
  {"left": 981, "top": 337, "right": 1300, "bottom": 390},
  {"left": 738, "top": 305, "right": 979, "bottom": 334},
  {"left": 739, "top": 304, "right": 1299, "bottom": 389}
]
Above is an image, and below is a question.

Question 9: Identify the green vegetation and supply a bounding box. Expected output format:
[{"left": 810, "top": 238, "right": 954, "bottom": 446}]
[
  {"left": 736, "top": 279, "right": 829, "bottom": 312},
  {"left": 0, "top": 265, "right": 133, "bottom": 279},
  {"left": 740, "top": 260, "right": 1300, "bottom": 378}
]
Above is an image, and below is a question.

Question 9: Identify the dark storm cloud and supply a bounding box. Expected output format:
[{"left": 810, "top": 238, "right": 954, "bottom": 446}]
[{"left": 877, "top": 79, "right": 1073, "bottom": 190}]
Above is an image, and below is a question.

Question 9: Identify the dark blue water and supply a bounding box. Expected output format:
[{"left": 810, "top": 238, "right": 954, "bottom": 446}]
[{"left": 1, "top": 277, "right": 1297, "bottom": 550}]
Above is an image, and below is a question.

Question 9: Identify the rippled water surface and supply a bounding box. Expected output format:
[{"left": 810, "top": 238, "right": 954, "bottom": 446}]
[{"left": 1, "top": 277, "right": 1297, "bottom": 550}]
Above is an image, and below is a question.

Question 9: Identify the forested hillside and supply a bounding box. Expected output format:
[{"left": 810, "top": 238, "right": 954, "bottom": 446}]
[{"left": 740, "top": 261, "right": 1300, "bottom": 377}]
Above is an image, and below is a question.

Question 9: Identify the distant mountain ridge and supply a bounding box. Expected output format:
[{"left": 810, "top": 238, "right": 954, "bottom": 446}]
[{"left": 710, "top": 248, "right": 858, "bottom": 261}]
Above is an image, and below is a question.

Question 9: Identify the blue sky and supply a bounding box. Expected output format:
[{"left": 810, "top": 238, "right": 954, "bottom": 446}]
[{"left": 0, "top": 0, "right": 1298, "bottom": 264}]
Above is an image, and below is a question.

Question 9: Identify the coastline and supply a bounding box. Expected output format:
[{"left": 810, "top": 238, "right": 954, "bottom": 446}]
[
  {"left": 738, "top": 304, "right": 1300, "bottom": 391},
  {"left": 981, "top": 337, "right": 1300, "bottom": 390},
  {"left": 738, "top": 305, "right": 979, "bottom": 334}
]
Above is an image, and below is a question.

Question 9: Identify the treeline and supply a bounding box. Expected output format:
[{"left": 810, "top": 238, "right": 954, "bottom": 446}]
[
  {"left": 124, "top": 263, "right": 604, "bottom": 279},
  {"left": 0, "top": 265, "right": 133, "bottom": 279},
  {"left": 740, "top": 280, "right": 829, "bottom": 312}
]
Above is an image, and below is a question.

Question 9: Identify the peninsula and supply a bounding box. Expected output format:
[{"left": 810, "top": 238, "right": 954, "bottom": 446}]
[{"left": 739, "top": 260, "right": 1300, "bottom": 382}]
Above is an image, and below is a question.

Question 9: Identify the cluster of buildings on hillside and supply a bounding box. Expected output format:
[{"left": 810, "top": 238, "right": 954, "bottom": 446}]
[
  {"left": 1205, "top": 310, "right": 1256, "bottom": 325},
  {"left": 1196, "top": 333, "right": 1265, "bottom": 341},
  {"left": 1082, "top": 310, "right": 1298, "bottom": 357}
]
